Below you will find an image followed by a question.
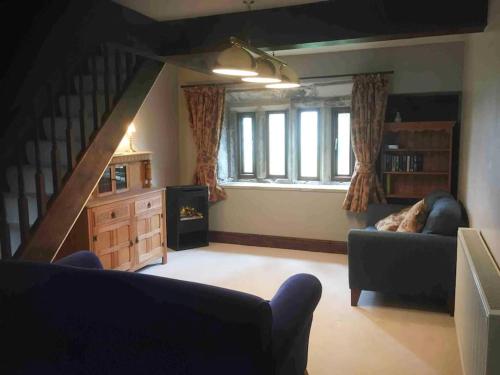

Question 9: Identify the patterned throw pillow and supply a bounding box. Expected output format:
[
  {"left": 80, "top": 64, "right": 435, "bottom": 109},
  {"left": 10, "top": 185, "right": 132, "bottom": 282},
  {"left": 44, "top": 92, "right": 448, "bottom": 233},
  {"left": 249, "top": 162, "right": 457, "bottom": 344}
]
[
  {"left": 375, "top": 207, "right": 410, "bottom": 231},
  {"left": 397, "top": 199, "right": 428, "bottom": 233}
]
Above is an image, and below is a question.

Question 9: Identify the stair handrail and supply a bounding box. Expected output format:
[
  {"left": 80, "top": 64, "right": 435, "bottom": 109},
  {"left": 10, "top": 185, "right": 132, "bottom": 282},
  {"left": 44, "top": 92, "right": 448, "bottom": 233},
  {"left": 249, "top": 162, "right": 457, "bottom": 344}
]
[{"left": 0, "top": 0, "right": 162, "bottom": 258}]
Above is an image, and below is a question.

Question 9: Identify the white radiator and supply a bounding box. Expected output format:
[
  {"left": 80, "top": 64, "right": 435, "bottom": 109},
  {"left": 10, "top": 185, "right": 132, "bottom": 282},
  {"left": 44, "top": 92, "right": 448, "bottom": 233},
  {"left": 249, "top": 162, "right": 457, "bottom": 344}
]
[{"left": 455, "top": 228, "right": 500, "bottom": 375}]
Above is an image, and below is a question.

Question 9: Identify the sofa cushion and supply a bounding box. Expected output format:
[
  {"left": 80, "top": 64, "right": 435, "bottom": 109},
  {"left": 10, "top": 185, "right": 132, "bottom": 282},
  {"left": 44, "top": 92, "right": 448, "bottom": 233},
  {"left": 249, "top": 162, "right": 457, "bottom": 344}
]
[
  {"left": 375, "top": 207, "right": 409, "bottom": 231},
  {"left": 397, "top": 199, "right": 428, "bottom": 233},
  {"left": 422, "top": 197, "right": 462, "bottom": 236},
  {"left": 366, "top": 203, "right": 408, "bottom": 227}
]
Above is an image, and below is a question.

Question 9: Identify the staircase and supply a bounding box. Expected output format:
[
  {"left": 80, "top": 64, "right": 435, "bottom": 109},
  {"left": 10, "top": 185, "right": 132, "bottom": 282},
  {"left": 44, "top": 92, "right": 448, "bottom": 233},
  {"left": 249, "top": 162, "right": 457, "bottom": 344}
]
[{"left": 0, "top": 44, "right": 162, "bottom": 262}]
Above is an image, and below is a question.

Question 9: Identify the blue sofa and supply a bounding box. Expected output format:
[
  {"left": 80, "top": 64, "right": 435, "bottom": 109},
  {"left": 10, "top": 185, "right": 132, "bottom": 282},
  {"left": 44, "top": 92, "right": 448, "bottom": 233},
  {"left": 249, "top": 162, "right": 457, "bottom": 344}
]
[
  {"left": 348, "top": 191, "right": 467, "bottom": 315},
  {"left": 0, "top": 251, "right": 322, "bottom": 375}
]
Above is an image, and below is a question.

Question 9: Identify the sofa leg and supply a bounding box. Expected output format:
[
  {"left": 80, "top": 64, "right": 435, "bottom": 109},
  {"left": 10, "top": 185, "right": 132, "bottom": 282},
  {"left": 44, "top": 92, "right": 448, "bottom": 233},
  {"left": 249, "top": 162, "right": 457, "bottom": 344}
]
[
  {"left": 351, "top": 288, "right": 361, "bottom": 306},
  {"left": 447, "top": 293, "right": 455, "bottom": 316}
]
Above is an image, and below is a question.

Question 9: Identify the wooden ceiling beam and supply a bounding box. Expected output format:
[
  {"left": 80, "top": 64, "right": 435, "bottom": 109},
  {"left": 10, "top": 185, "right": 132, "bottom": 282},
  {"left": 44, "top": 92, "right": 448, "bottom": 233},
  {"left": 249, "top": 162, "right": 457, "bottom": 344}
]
[{"left": 139, "top": 0, "right": 489, "bottom": 56}]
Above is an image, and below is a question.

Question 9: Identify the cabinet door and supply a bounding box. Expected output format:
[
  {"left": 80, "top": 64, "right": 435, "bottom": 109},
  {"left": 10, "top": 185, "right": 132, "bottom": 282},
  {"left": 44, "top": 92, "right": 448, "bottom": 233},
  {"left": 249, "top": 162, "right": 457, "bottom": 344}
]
[
  {"left": 92, "top": 220, "right": 134, "bottom": 271},
  {"left": 114, "top": 164, "right": 129, "bottom": 192},
  {"left": 97, "top": 167, "right": 113, "bottom": 196},
  {"left": 135, "top": 209, "right": 164, "bottom": 266}
]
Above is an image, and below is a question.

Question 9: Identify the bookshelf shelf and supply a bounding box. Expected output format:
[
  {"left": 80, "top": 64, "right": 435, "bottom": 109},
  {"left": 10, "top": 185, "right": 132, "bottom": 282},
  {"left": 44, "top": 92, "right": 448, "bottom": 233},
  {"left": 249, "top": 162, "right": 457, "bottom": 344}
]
[{"left": 381, "top": 121, "right": 454, "bottom": 200}]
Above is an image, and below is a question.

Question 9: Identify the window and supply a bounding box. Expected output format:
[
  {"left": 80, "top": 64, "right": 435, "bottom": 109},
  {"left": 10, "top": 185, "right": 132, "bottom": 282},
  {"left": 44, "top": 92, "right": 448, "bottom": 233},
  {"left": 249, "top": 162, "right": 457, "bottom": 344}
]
[
  {"left": 237, "top": 113, "right": 256, "bottom": 178},
  {"left": 266, "top": 111, "right": 287, "bottom": 178},
  {"left": 332, "top": 108, "right": 353, "bottom": 180},
  {"left": 221, "top": 96, "right": 353, "bottom": 185},
  {"left": 298, "top": 109, "right": 320, "bottom": 180}
]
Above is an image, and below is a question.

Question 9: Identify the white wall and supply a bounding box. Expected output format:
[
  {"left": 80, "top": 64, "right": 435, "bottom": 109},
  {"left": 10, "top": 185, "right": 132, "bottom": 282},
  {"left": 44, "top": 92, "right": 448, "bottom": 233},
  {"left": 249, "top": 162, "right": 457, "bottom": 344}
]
[
  {"left": 178, "top": 42, "right": 465, "bottom": 242},
  {"left": 209, "top": 186, "right": 365, "bottom": 241},
  {"left": 116, "top": 63, "right": 180, "bottom": 187},
  {"left": 283, "top": 42, "right": 464, "bottom": 93},
  {"left": 459, "top": 0, "right": 500, "bottom": 264}
]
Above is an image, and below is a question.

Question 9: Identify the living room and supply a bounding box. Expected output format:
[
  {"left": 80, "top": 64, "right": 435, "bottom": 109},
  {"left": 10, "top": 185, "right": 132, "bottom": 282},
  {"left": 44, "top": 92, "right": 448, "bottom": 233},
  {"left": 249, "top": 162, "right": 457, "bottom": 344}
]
[{"left": 1, "top": 1, "right": 499, "bottom": 374}]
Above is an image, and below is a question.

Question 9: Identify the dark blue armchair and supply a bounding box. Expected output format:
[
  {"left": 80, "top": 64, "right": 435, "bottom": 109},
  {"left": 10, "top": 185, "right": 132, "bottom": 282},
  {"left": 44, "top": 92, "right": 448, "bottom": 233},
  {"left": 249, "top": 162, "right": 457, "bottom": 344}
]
[
  {"left": 0, "top": 251, "right": 321, "bottom": 375},
  {"left": 348, "top": 192, "right": 467, "bottom": 315}
]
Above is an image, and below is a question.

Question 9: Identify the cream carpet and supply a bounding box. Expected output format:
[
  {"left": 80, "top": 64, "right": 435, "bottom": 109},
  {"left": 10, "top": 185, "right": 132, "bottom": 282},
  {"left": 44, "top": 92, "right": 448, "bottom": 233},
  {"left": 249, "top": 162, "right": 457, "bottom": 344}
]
[{"left": 140, "top": 243, "right": 462, "bottom": 375}]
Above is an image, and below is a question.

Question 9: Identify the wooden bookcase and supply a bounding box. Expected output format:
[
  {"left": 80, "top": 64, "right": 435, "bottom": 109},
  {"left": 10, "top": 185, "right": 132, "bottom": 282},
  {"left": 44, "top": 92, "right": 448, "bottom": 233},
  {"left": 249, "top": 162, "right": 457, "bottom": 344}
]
[{"left": 381, "top": 121, "right": 454, "bottom": 199}]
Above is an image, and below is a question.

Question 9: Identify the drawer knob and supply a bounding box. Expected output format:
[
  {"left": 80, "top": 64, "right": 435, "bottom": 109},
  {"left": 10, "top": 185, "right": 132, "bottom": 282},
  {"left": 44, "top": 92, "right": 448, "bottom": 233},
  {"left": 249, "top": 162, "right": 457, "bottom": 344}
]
[
  {"left": 147, "top": 202, "right": 151, "bottom": 208},
  {"left": 111, "top": 211, "right": 116, "bottom": 219}
]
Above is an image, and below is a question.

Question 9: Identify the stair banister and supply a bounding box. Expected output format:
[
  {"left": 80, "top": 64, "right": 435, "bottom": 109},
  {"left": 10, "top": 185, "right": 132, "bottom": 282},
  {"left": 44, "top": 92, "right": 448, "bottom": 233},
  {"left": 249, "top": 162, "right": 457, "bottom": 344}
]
[{"left": 17, "top": 60, "right": 163, "bottom": 262}]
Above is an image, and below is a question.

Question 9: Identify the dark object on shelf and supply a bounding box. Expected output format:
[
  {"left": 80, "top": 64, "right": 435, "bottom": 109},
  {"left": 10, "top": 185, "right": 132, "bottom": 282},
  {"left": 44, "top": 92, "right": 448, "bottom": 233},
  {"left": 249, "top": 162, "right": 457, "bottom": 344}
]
[
  {"left": 385, "top": 93, "right": 461, "bottom": 123},
  {"left": 167, "top": 185, "right": 209, "bottom": 250}
]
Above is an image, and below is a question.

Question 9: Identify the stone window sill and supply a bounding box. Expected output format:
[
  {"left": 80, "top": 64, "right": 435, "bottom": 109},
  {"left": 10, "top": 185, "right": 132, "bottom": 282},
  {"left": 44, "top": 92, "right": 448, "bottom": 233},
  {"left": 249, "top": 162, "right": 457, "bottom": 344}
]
[{"left": 219, "top": 181, "right": 350, "bottom": 193}]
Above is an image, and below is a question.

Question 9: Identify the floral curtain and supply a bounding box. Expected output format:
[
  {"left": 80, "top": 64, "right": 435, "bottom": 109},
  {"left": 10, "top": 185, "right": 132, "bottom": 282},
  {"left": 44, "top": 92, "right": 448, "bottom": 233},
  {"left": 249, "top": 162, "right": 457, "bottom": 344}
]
[
  {"left": 342, "top": 73, "right": 389, "bottom": 212},
  {"left": 183, "top": 86, "right": 227, "bottom": 202}
]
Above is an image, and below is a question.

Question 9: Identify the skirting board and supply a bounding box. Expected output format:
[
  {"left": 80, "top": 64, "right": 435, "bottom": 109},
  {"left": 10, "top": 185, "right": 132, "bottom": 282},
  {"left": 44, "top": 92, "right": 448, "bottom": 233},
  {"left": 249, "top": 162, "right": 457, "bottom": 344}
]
[{"left": 208, "top": 231, "right": 347, "bottom": 254}]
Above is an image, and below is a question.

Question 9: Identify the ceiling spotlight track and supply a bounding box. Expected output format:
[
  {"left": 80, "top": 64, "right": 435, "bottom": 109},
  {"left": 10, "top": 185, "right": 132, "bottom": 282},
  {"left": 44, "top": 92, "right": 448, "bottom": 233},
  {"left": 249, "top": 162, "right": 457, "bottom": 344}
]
[{"left": 212, "top": 36, "right": 300, "bottom": 88}]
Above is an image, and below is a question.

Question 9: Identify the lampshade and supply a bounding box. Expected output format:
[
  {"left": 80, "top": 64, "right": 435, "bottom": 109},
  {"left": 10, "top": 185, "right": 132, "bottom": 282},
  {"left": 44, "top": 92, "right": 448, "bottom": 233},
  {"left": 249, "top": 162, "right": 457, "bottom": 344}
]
[
  {"left": 212, "top": 45, "right": 258, "bottom": 77},
  {"left": 126, "top": 123, "right": 137, "bottom": 152},
  {"left": 266, "top": 65, "right": 300, "bottom": 89},
  {"left": 241, "top": 58, "right": 281, "bottom": 83},
  {"left": 127, "top": 123, "right": 136, "bottom": 135}
]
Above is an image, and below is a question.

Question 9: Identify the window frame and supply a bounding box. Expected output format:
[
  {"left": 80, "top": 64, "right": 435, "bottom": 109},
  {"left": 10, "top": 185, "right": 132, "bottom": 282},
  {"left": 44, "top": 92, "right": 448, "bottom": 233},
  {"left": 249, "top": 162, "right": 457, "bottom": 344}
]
[
  {"left": 265, "top": 110, "right": 289, "bottom": 179},
  {"left": 237, "top": 112, "right": 257, "bottom": 179},
  {"left": 297, "top": 108, "right": 321, "bottom": 181},
  {"left": 331, "top": 107, "right": 355, "bottom": 181}
]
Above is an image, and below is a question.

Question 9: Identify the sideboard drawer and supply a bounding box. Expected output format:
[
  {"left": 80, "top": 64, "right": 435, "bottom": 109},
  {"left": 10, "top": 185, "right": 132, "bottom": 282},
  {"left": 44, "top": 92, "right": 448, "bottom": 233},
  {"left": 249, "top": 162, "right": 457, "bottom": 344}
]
[
  {"left": 93, "top": 202, "right": 131, "bottom": 226},
  {"left": 135, "top": 193, "right": 162, "bottom": 215}
]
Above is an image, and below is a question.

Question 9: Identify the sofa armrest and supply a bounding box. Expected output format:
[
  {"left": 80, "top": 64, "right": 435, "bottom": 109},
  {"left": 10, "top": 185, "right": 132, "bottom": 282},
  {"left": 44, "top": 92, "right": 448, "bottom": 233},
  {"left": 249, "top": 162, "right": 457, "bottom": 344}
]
[
  {"left": 54, "top": 251, "right": 103, "bottom": 269},
  {"left": 348, "top": 229, "right": 457, "bottom": 295},
  {"left": 366, "top": 203, "right": 407, "bottom": 227},
  {"left": 270, "top": 274, "right": 322, "bottom": 369}
]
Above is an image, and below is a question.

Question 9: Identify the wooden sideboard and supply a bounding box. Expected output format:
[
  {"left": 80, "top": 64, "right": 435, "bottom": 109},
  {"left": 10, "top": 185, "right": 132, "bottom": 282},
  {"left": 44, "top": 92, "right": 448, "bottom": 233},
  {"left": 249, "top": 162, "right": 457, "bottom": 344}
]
[{"left": 58, "top": 152, "right": 167, "bottom": 270}]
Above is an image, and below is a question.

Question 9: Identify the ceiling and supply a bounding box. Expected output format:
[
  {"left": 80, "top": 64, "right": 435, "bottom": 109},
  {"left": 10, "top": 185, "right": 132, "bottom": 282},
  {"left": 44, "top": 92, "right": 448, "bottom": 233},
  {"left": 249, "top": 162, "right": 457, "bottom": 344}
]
[
  {"left": 113, "top": 0, "right": 326, "bottom": 21},
  {"left": 111, "top": 0, "right": 486, "bottom": 75},
  {"left": 273, "top": 34, "right": 468, "bottom": 56}
]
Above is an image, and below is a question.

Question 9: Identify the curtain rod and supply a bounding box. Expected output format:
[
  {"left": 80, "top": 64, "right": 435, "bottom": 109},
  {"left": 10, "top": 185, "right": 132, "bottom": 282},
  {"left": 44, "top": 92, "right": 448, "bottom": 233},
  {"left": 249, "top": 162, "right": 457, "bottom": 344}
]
[
  {"left": 180, "top": 70, "right": 394, "bottom": 88},
  {"left": 180, "top": 81, "right": 239, "bottom": 89},
  {"left": 301, "top": 70, "right": 394, "bottom": 80}
]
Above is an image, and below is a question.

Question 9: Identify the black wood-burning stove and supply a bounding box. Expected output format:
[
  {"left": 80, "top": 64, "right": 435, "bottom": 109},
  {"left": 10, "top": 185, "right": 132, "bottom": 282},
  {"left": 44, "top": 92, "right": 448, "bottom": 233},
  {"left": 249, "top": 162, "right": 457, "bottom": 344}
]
[{"left": 166, "top": 185, "right": 209, "bottom": 250}]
